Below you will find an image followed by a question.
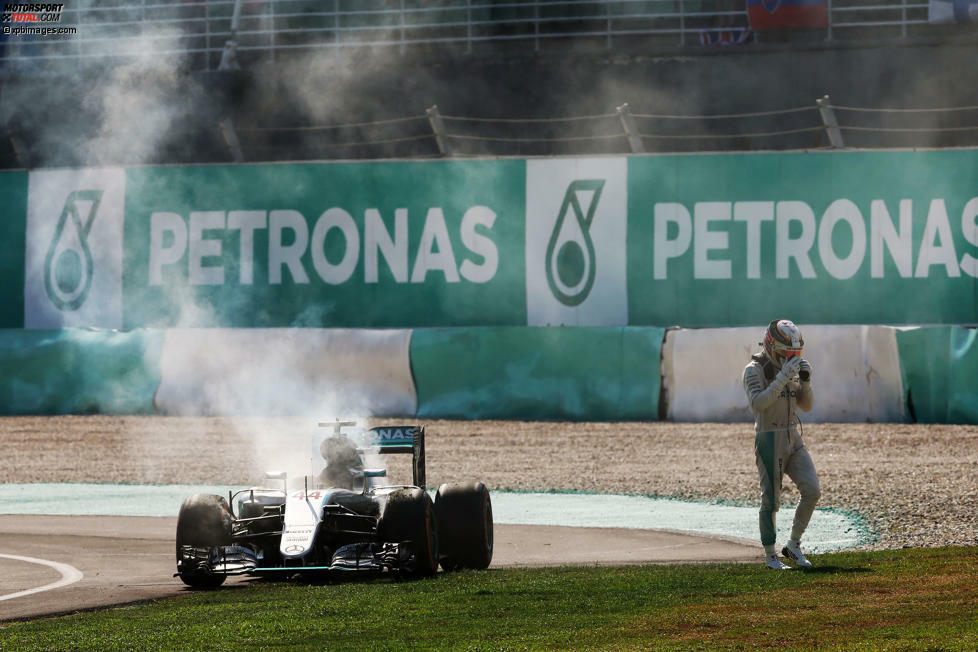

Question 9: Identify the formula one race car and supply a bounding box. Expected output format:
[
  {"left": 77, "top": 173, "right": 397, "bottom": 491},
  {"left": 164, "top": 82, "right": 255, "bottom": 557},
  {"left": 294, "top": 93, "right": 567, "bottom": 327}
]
[{"left": 174, "top": 422, "right": 493, "bottom": 588}]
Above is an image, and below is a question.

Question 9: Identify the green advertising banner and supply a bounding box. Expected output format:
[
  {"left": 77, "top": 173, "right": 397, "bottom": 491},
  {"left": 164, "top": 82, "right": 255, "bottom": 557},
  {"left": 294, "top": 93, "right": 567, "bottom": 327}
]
[
  {"left": 627, "top": 150, "right": 978, "bottom": 326},
  {"left": 121, "top": 160, "right": 526, "bottom": 327},
  {"left": 0, "top": 171, "right": 28, "bottom": 328},
  {"left": 16, "top": 150, "right": 978, "bottom": 329}
]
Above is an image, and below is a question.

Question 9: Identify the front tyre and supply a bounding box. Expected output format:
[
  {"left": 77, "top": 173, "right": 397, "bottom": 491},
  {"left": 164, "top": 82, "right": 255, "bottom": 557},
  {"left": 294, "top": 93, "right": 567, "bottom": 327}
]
[
  {"left": 435, "top": 482, "right": 493, "bottom": 571},
  {"left": 175, "top": 493, "right": 233, "bottom": 588},
  {"left": 379, "top": 487, "right": 438, "bottom": 577}
]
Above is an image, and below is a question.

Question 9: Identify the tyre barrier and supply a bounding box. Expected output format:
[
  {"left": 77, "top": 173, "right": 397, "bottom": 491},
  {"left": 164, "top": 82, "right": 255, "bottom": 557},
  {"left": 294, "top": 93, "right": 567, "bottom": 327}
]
[
  {"left": 895, "top": 326, "right": 978, "bottom": 423},
  {"left": 0, "top": 329, "right": 162, "bottom": 415},
  {"left": 0, "top": 325, "right": 976, "bottom": 423},
  {"left": 661, "top": 325, "right": 906, "bottom": 423},
  {"left": 410, "top": 326, "right": 664, "bottom": 421},
  {"left": 153, "top": 328, "right": 416, "bottom": 417}
]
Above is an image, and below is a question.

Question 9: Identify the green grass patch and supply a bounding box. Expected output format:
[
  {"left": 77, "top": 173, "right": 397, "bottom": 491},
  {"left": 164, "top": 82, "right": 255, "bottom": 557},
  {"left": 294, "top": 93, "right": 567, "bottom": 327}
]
[{"left": 2, "top": 547, "right": 976, "bottom": 651}]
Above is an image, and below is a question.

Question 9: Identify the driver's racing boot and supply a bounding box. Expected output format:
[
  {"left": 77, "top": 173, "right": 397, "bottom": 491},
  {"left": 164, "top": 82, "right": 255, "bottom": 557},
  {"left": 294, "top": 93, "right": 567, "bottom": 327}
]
[{"left": 782, "top": 540, "right": 813, "bottom": 568}]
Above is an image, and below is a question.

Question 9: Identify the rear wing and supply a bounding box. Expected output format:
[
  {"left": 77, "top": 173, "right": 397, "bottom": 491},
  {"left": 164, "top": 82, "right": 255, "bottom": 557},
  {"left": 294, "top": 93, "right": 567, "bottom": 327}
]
[
  {"left": 368, "top": 425, "right": 426, "bottom": 490},
  {"left": 317, "top": 422, "right": 426, "bottom": 489}
]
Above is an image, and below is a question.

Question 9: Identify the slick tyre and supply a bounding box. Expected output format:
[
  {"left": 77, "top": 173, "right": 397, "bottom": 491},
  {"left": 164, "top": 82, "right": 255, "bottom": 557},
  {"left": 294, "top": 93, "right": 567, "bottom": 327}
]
[
  {"left": 380, "top": 487, "right": 439, "bottom": 577},
  {"left": 435, "top": 482, "right": 493, "bottom": 572},
  {"left": 175, "top": 493, "right": 233, "bottom": 589}
]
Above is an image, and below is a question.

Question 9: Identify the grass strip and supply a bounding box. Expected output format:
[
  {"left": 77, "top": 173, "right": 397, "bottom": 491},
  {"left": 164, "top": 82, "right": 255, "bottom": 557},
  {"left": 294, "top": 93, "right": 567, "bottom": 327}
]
[{"left": 1, "top": 546, "right": 976, "bottom": 651}]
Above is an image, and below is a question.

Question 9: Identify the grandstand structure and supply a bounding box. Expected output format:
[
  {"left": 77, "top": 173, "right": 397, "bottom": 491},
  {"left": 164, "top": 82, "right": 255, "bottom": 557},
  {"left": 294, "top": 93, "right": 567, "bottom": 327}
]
[{"left": 1, "top": 0, "right": 977, "bottom": 167}]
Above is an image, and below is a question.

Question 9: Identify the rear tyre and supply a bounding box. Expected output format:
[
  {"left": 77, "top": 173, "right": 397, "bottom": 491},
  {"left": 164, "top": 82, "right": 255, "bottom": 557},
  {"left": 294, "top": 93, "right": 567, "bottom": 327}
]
[
  {"left": 379, "top": 487, "right": 438, "bottom": 577},
  {"left": 175, "top": 493, "right": 233, "bottom": 588},
  {"left": 435, "top": 482, "right": 493, "bottom": 571}
]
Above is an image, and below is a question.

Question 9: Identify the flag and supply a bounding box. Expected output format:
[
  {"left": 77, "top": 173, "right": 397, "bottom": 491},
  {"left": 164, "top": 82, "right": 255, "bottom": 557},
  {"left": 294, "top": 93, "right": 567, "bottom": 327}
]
[
  {"left": 699, "top": 28, "right": 755, "bottom": 45},
  {"left": 748, "top": 0, "right": 828, "bottom": 29},
  {"left": 929, "top": 0, "right": 978, "bottom": 22}
]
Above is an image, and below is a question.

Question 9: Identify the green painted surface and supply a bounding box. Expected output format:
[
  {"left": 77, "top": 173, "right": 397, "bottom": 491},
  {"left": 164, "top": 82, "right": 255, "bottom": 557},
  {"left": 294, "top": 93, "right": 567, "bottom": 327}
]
[
  {"left": 123, "top": 160, "right": 526, "bottom": 328},
  {"left": 0, "top": 484, "right": 871, "bottom": 553},
  {"left": 0, "top": 329, "right": 163, "bottom": 414},
  {"left": 411, "top": 326, "right": 664, "bottom": 420},
  {"left": 0, "top": 171, "right": 28, "bottom": 328}
]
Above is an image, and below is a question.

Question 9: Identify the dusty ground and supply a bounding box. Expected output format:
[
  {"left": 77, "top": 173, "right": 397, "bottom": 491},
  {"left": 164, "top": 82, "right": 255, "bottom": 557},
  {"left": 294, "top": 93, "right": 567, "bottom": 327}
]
[{"left": 2, "top": 416, "right": 976, "bottom": 551}]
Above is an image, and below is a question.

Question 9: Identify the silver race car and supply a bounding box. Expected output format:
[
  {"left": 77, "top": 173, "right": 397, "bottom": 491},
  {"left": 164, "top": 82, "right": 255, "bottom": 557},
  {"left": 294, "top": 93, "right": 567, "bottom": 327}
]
[{"left": 175, "top": 422, "right": 493, "bottom": 587}]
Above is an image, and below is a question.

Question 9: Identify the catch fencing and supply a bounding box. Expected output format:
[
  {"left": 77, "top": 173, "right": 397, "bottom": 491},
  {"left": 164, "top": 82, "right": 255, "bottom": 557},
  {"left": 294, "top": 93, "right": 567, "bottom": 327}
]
[{"left": 231, "top": 99, "right": 978, "bottom": 161}]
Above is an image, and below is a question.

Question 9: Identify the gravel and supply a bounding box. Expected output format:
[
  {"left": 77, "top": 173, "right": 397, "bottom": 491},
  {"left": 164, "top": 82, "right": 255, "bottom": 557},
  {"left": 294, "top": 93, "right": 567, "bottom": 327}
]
[{"left": 2, "top": 416, "right": 975, "bottom": 551}]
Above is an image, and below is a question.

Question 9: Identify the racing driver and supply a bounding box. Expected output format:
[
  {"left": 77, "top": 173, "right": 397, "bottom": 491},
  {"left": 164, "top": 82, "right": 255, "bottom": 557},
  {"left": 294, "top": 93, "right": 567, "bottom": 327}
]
[{"left": 742, "top": 319, "right": 820, "bottom": 570}]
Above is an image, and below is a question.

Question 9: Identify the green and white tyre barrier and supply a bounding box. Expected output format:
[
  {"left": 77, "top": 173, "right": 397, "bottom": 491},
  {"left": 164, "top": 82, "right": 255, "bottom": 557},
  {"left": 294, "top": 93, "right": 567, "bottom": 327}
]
[
  {"left": 895, "top": 326, "right": 978, "bottom": 423},
  {"left": 0, "top": 329, "right": 162, "bottom": 415},
  {"left": 2, "top": 324, "right": 978, "bottom": 423},
  {"left": 410, "top": 326, "right": 664, "bottom": 420}
]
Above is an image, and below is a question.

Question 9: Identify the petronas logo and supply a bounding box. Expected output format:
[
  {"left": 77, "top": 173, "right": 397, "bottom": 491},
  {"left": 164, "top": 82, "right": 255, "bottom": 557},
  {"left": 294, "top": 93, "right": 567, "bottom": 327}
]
[
  {"left": 546, "top": 179, "right": 604, "bottom": 306},
  {"left": 44, "top": 190, "right": 103, "bottom": 311}
]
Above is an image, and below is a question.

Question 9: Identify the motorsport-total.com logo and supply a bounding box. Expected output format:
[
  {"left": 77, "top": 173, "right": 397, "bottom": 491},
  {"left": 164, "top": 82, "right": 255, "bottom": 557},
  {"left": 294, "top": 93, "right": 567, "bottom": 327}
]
[{"left": 2, "top": 3, "right": 76, "bottom": 37}]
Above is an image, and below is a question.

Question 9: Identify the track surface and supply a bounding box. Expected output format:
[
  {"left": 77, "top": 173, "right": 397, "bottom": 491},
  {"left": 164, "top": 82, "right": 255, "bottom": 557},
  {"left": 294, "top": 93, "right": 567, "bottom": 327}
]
[{"left": 0, "top": 515, "right": 759, "bottom": 622}]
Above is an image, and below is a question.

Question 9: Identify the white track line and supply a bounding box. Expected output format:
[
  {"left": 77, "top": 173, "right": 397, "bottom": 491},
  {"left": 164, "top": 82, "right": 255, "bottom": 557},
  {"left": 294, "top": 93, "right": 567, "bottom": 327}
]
[{"left": 0, "top": 553, "right": 84, "bottom": 602}]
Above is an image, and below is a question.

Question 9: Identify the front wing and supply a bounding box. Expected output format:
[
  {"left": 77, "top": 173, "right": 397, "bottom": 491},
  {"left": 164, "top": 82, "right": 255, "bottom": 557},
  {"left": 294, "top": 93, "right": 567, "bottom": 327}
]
[{"left": 178, "top": 541, "right": 416, "bottom": 578}]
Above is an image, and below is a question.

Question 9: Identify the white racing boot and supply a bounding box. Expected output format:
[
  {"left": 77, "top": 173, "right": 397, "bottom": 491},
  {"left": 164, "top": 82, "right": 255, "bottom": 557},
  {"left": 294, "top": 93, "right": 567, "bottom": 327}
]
[
  {"left": 782, "top": 540, "right": 813, "bottom": 568},
  {"left": 765, "top": 553, "right": 789, "bottom": 570}
]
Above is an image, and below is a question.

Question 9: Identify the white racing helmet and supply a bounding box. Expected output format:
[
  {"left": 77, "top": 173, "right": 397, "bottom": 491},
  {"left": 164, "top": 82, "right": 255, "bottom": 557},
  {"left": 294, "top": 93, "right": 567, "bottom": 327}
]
[{"left": 763, "top": 319, "right": 804, "bottom": 368}]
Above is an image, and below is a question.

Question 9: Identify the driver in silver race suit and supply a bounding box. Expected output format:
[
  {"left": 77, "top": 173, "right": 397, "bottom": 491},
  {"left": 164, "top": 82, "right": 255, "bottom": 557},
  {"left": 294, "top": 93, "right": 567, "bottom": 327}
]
[{"left": 742, "top": 319, "right": 820, "bottom": 570}]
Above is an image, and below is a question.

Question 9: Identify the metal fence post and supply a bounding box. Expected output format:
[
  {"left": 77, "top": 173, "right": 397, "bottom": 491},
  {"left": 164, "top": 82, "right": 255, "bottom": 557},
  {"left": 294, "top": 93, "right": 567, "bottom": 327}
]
[
  {"left": 205, "top": 0, "right": 211, "bottom": 71},
  {"left": 400, "top": 0, "right": 407, "bottom": 57},
  {"left": 218, "top": 0, "right": 243, "bottom": 71},
  {"left": 219, "top": 118, "right": 245, "bottom": 162},
  {"left": 467, "top": 0, "right": 473, "bottom": 54},
  {"left": 826, "top": 0, "right": 834, "bottom": 41},
  {"left": 7, "top": 130, "right": 28, "bottom": 168},
  {"left": 816, "top": 95, "right": 844, "bottom": 148},
  {"left": 333, "top": 0, "right": 339, "bottom": 48},
  {"left": 427, "top": 105, "right": 453, "bottom": 157},
  {"left": 534, "top": 1, "right": 541, "bottom": 53},
  {"left": 617, "top": 103, "right": 645, "bottom": 153},
  {"left": 270, "top": 0, "right": 277, "bottom": 63},
  {"left": 680, "top": 0, "right": 686, "bottom": 47}
]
